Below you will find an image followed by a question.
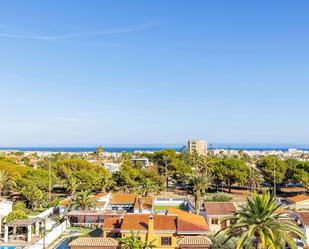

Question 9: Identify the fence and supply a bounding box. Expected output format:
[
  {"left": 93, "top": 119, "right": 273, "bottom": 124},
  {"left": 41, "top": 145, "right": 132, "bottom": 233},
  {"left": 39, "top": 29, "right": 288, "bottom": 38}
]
[{"left": 28, "top": 221, "right": 68, "bottom": 249}]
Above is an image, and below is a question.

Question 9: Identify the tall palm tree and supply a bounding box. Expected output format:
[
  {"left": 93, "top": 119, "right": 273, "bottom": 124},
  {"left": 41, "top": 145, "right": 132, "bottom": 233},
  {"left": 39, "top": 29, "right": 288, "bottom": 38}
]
[
  {"left": 69, "top": 190, "right": 97, "bottom": 210},
  {"left": 217, "top": 191, "right": 306, "bottom": 249},
  {"left": 189, "top": 153, "right": 213, "bottom": 214},
  {"left": 191, "top": 170, "right": 213, "bottom": 214},
  {"left": 118, "top": 231, "right": 156, "bottom": 249},
  {"left": 246, "top": 168, "right": 263, "bottom": 192},
  {"left": 0, "top": 170, "right": 15, "bottom": 196}
]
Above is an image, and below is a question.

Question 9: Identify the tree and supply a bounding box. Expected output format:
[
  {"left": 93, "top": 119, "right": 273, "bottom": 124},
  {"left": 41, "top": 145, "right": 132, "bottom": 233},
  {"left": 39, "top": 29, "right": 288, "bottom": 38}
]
[
  {"left": 139, "top": 178, "right": 158, "bottom": 197},
  {"left": 118, "top": 231, "right": 156, "bottom": 249},
  {"left": 13, "top": 201, "right": 26, "bottom": 211},
  {"left": 95, "top": 146, "right": 104, "bottom": 160},
  {"left": 246, "top": 168, "right": 263, "bottom": 192},
  {"left": 6, "top": 210, "right": 27, "bottom": 222},
  {"left": 210, "top": 234, "right": 237, "bottom": 249},
  {"left": 217, "top": 191, "right": 306, "bottom": 249},
  {"left": 212, "top": 158, "right": 248, "bottom": 193},
  {"left": 0, "top": 170, "right": 16, "bottom": 196},
  {"left": 191, "top": 170, "right": 213, "bottom": 214},
  {"left": 256, "top": 156, "right": 286, "bottom": 189},
  {"left": 67, "top": 177, "right": 81, "bottom": 196},
  {"left": 21, "top": 183, "right": 44, "bottom": 209},
  {"left": 69, "top": 190, "right": 97, "bottom": 210}
]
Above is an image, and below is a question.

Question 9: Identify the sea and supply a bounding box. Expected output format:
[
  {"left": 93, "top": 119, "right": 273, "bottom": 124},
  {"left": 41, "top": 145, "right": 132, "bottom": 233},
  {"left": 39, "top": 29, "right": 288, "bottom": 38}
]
[{"left": 0, "top": 145, "right": 309, "bottom": 153}]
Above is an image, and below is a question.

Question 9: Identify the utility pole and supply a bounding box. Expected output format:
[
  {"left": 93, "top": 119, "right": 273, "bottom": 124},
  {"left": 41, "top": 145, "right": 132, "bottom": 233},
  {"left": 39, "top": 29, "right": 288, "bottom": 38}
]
[
  {"left": 165, "top": 159, "right": 168, "bottom": 198},
  {"left": 273, "top": 158, "right": 276, "bottom": 199},
  {"left": 48, "top": 162, "right": 51, "bottom": 202}
]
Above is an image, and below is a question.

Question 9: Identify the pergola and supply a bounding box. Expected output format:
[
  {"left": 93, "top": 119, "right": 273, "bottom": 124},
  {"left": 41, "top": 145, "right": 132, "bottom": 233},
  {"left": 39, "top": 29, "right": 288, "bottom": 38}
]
[{"left": 4, "top": 218, "right": 44, "bottom": 243}]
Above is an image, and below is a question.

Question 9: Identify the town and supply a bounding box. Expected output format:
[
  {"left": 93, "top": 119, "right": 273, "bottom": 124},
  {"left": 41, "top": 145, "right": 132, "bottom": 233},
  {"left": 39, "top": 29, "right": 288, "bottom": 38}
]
[{"left": 0, "top": 140, "right": 309, "bottom": 249}]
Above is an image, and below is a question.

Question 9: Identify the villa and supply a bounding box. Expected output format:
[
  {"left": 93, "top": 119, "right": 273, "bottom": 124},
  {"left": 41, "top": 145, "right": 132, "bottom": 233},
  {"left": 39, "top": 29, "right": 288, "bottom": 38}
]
[
  {"left": 287, "top": 194, "right": 309, "bottom": 210},
  {"left": 95, "top": 193, "right": 153, "bottom": 213},
  {"left": 203, "top": 202, "right": 236, "bottom": 233},
  {"left": 102, "top": 208, "right": 212, "bottom": 249}
]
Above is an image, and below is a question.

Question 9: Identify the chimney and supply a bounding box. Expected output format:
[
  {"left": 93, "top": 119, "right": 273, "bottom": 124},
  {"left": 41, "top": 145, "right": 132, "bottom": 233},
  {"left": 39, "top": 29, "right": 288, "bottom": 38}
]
[
  {"left": 147, "top": 215, "right": 154, "bottom": 241},
  {"left": 138, "top": 197, "right": 145, "bottom": 213}
]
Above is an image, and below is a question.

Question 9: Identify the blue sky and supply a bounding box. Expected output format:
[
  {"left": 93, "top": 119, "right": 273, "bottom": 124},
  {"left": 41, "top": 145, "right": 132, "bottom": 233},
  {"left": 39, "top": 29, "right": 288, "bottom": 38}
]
[{"left": 0, "top": 1, "right": 309, "bottom": 147}]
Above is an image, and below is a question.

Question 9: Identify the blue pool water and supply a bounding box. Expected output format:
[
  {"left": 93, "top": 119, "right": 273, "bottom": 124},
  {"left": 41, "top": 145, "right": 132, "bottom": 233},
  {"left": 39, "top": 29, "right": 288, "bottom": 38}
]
[
  {"left": 55, "top": 238, "right": 74, "bottom": 249},
  {"left": 0, "top": 246, "right": 24, "bottom": 249}
]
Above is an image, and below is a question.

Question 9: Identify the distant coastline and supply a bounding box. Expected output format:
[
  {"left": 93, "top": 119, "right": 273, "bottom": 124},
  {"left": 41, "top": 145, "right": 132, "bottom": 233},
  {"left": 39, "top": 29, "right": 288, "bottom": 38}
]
[{"left": 0, "top": 146, "right": 309, "bottom": 153}]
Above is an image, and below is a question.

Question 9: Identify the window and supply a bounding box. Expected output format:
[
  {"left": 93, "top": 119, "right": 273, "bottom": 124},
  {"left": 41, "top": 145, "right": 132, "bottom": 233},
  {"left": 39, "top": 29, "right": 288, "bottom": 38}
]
[
  {"left": 211, "top": 218, "right": 219, "bottom": 225},
  {"left": 161, "top": 237, "right": 172, "bottom": 246}
]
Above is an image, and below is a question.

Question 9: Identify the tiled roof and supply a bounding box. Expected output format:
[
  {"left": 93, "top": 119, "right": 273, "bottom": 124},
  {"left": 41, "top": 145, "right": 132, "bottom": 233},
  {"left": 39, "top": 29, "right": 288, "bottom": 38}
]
[
  {"left": 94, "top": 192, "right": 109, "bottom": 199},
  {"left": 110, "top": 194, "right": 138, "bottom": 204},
  {"left": 296, "top": 212, "right": 309, "bottom": 226},
  {"left": 287, "top": 194, "right": 309, "bottom": 203},
  {"left": 104, "top": 218, "right": 123, "bottom": 230},
  {"left": 168, "top": 208, "right": 207, "bottom": 226},
  {"left": 204, "top": 202, "right": 236, "bottom": 215},
  {"left": 178, "top": 236, "right": 212, "bottom": 246},
  {"left": 133, "top": 196, "right": 153, "bottom": 210},
  {"left": 68, "top": 237, "right": 118, "bottom": 247},
  {"left": 120, "top": 214, "right": 177, "bottom": 231},
  {"left": 177, "top": 218, "right": 209, "bottom": 233}
]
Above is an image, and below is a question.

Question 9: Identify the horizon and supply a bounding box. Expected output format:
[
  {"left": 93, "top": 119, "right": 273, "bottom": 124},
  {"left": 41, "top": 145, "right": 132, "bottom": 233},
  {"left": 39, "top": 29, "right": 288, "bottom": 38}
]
[{"left": 1, "top": 1, "right": 309, "bottom": 145}]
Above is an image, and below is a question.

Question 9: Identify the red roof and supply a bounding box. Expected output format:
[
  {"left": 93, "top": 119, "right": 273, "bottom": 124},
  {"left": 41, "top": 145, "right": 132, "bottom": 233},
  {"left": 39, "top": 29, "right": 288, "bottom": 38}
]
[
  {"left": 288, "top": 194, "right": 309, "bottom": 203},
  {"left": 204, "top": 202, "right": 236, "bottom": 216}
]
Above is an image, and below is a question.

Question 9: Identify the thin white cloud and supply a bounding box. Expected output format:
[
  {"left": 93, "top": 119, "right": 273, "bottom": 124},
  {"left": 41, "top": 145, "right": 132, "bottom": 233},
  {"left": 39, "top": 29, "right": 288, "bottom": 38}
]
[{"left": 0, "top": 21, "right": 159, "bottom": 40}]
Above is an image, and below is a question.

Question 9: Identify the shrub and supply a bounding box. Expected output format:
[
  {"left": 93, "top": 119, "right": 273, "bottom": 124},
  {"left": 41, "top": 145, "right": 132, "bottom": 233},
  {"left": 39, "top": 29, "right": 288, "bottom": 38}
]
[
  {"left": 6, "top": 210, "right": 27, "bottom": 222},
  {"left": 13, "top": 201, "right": 26, "bottom": 211},
  {"left": 206, "top": 192, "right": 232, "bottom": 202}
]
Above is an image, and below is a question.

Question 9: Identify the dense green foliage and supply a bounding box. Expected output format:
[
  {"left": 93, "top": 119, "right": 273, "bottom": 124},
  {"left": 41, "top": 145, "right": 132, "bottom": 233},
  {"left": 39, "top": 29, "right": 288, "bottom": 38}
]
[
  {"left": 6, "top": 210, "right": 27, "bottom": 222},
  {"left": 217, "top": 191, "right": 306, "bottom": 249}
]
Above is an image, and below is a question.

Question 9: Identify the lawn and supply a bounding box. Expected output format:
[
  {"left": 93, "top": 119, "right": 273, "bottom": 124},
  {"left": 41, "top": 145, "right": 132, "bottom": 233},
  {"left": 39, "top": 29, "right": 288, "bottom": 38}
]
[
  {"left": 69, "top": 227, "right": 102, "bottom": 237},
  {"left": 153, "top": 203, "right": 187, "bottom": 212}
]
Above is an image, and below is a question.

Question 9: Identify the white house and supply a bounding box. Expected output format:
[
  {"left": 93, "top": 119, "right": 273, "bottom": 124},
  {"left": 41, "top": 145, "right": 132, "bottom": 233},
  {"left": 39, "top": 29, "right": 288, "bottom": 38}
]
[
  {"left": 287, "top": 194, "right": 309, "bottom": 210},
  {"left": 0, "top": 199, "right": 13, "bottom": 217}
]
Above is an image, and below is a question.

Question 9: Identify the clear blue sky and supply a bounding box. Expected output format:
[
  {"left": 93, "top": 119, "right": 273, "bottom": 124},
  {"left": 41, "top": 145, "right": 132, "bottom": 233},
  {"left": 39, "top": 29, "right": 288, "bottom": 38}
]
[{"left": 1, "top": 1, "right": 309, "bottom": 147}]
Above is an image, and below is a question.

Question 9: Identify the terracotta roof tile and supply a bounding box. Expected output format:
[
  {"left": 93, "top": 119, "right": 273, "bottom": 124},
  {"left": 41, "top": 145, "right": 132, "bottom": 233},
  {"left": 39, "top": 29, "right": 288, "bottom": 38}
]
[
  {"left": 288, "top": 194, "right": 309, "bottom": 203},
  {"left": 120, "top": 214, "right": 177, "bottom": 231},
  {"left": 94, "top": 192, "right": 109, "bottom": 199},
  {"left": 110, "top": 194, "right": 138, "bottom": 204},
  {"left": 168, "top": 208, "right": 207, "bottom": 226},
  {"left": 178, "top": 236, "right": 212, "bottom": 246},
  {"left": 68, "top": 237, "right": 118, "bottom": 247},
  {"left": 204, "top": 202, "right": 236, "bottom": 216},
  {"left": 104, "top": 218, "right": 123, "bottom": 230}
]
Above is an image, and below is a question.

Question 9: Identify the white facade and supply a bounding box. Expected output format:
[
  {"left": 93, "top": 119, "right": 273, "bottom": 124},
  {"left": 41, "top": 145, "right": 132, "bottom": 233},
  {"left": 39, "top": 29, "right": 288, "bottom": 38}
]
[{"left": 0, "top": 199, "right": 13, "bottom": 217}]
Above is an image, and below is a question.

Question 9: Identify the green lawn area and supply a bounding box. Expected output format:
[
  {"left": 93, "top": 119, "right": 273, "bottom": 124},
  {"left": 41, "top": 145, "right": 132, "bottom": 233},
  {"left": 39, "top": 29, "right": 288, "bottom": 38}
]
[
  {"left": 153, "top": 204, "right": 187, "bottom": 212},
  {"left": 69, "top": 227, "right": 102, "bottom": 237}
]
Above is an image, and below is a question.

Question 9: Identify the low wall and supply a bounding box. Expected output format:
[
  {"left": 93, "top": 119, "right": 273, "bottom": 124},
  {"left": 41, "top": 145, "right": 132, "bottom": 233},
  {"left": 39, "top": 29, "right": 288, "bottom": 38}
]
[{"left": 28, "top": 221, "right": 68, "bottom": 249}]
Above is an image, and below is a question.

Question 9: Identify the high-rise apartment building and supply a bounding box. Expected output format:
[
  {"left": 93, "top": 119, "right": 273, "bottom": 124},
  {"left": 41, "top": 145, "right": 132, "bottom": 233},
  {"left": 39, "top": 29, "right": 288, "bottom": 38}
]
[{"left": 187, "top": 139, "right": 207, "bottom": 156}]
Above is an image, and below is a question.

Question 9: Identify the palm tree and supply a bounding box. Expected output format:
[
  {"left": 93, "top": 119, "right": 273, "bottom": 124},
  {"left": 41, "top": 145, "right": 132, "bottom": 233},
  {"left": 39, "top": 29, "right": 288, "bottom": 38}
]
[
  {"left": 139, "top": 178, "right": 158, "bottom": 197},
  {"left": 0, "top": 170, "right": 15, "bottom": 196},
  {"left": 217, "top": 191, "right": 306, "bottom": 249},
  {"left": 69, "top": 190, "right": 97, "bottom": 210},
  {"left": 118, "top": 231, "right": 156, "bottom": 249},
  {"left": 189, "top": 154, "right": 213, "bottom": 214},
  {"left": 67, "top": 177, "right": 80, "bottom": 196},
  {"left": 246, "top": 168, "right": 263, "bottom": 192},
  {"left": 191, "top": 170, "right": 213, "bottom": 214}
]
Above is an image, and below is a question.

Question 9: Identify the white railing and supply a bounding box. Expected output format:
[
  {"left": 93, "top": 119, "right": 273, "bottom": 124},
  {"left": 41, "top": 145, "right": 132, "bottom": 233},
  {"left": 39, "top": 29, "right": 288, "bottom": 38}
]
[{"left": 28, "top": 221, "right": 68, "bottom": 249}]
